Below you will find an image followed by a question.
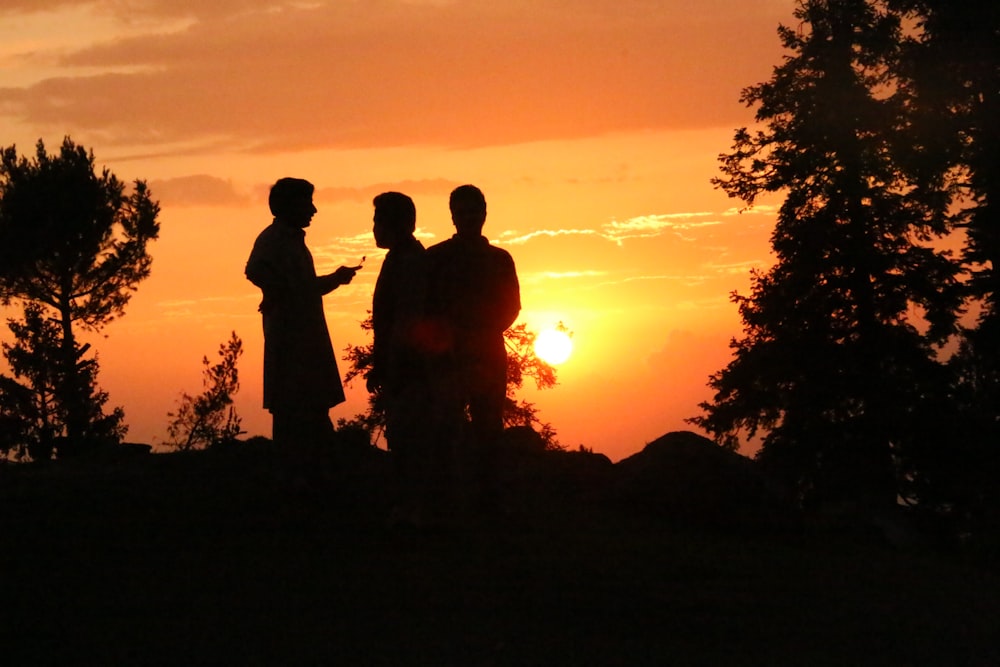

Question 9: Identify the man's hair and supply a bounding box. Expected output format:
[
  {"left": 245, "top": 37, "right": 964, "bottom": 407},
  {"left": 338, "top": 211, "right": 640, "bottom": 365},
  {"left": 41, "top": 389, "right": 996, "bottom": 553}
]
[
  {"left": 373, "top": 191, "right": 417, "bottom": 233},
  {"left": 449, "top": 184, "right": 486, "bottom": 213},
  {"left": 269, "top": 177, "right": 314, "bottom": 218}
]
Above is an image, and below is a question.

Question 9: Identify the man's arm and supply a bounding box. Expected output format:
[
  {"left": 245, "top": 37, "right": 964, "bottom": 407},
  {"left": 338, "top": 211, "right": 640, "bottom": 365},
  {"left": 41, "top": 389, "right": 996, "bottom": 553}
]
[
  {"left": 495, "top": 251, "right": 521, "bottom": 332},
  {"left": 317, "top": 265, "right": 361, "bottom": 294},
  {"left": 245, "top": 235, "right": 284, "bottom": 295}
]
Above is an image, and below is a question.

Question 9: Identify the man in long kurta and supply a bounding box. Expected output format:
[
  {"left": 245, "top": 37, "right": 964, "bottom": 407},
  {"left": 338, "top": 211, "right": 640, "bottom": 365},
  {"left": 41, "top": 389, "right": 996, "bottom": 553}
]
[{"left": 245, "top": 177, "right": 360, "bottom": 451}]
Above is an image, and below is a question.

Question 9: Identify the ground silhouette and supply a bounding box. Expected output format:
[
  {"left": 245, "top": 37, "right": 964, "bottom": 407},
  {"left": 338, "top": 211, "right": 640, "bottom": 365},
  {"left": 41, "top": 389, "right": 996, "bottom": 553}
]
[{"left": 1, "top": 431, "right": 999, "bottom": 666}]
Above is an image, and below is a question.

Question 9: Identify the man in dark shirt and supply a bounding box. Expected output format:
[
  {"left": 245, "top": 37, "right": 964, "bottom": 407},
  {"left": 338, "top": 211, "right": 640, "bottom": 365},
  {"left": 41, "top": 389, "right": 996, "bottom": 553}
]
[
  {"left": 369, "top": 191, "right": 427, "bottom": 404},
  {"left": 368, "top": 191, "right": 439, "bottom": 523},
  {"left": 426, "top": 185, "right": 520, "bottom": 510}
]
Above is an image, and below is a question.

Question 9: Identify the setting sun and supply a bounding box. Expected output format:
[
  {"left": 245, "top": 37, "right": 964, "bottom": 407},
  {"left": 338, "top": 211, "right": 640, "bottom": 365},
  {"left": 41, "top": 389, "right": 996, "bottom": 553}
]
[{"left": 534, "top": 328, "right": 573, "bottom": 366}]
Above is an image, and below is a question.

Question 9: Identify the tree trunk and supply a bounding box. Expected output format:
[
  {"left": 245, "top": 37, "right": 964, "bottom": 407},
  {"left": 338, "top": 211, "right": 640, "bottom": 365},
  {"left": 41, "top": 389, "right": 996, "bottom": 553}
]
[{"left": 57, "top": 295, "right": 87, "bottom": 455}]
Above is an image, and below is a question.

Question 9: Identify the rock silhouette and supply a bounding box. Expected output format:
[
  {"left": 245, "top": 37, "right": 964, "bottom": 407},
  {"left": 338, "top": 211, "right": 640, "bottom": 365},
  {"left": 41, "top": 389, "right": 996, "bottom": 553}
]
[{"left": 610, "top": 431, "right": 798, "bottom": 531}]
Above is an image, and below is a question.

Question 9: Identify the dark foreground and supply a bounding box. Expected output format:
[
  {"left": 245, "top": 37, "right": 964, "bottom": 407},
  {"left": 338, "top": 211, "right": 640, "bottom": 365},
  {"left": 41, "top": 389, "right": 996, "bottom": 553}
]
[{"left": 2, "top": 441, "right": 999, "bottom": 666}]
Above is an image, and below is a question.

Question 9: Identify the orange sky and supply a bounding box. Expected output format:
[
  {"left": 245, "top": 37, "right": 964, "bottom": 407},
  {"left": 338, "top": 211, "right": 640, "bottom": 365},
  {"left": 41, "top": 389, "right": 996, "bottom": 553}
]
[{"left": 0, "top": 0, "right": 792, "bottom": 461}]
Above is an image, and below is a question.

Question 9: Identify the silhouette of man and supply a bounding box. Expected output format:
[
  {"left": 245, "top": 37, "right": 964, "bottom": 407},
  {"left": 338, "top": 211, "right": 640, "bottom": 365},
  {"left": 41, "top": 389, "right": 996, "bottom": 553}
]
[
  {"left": 245, "top": 177, "right": 360, "bottom": 452},
  {"left": 426, "top": 184, "right": 520, "bottom": 509},
  {"left": 368, "top": 191, "right": 439, "bottom": 522}
]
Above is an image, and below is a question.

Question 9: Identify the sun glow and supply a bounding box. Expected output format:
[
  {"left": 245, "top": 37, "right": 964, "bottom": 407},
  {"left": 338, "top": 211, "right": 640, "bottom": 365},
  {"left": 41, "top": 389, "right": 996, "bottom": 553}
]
[{"left": 534, "top": 328, "right": 574, "bottom": 366}]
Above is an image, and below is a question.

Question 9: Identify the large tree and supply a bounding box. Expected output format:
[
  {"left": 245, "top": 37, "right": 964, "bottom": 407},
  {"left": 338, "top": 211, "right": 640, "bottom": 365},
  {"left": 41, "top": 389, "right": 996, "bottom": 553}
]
[
  {"left": 0, "top": 137, "right": 160, "bottom": 454},
  {"left": 690, "top": 0, "right": 960, "bottom": 508}
]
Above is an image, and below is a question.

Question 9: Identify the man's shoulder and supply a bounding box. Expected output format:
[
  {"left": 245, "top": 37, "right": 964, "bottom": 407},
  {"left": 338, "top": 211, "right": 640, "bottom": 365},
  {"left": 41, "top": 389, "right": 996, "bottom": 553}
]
[
  {"left": 385, "top": 239, "right": 427, "bottom": 272},
  {"left": 426, "top": 237, "right": 456, "bottom": 253},
  {"left": 427, "top": 236, "right": 509, "bottom": 255},
  {"left": 400, "top": 237, "right": 427, "bottom": 256},
  {"left": 256, "top": 222, "right": 302, "bottom": 241},
  {"left": 253, "top": 222, "right": 281, "bottom": 244},
  {"left": 479, "top": 240, "right": 515, "bottom": 267},
  {"left": 425, "top": 238, "right": 459, "bottom": 265},
  {"left": 253, "top": 224, "right": 306, "bottom": 258},
  {"left": 485, "top": 242, "right": 513, "bottom": 258}
]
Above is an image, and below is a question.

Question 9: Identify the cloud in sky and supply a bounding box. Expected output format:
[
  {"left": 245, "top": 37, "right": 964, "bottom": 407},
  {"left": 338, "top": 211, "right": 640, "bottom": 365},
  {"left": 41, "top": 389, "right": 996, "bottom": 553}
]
[
  {"left": 721, "top": 203, "right": 781, "bottom": 216},
  {"left": 498, "top": 211, "right": 725, "bottom": 247},
  {"left": 520, "top": 269, "right": 609, "bottom": 286},
  {"left": 315, "top": 178, "right": 462, "bottom": 204},
  {"left": 143, "top": 173, "right": 463, "bottom": 214},
  {"left": 148, "top": 174, "right": 251, "bottom": 207},
  {"left": 311, "top": 232, "right": 376, "bottom": 267},
  {"left": 499, "top": 228, "right": 599, "bottom": 245},
  {"left": 602, "top": 213, "right": 722, "bottom": 244},
  {"left": 494, "top": 206, "right": 772, "bottom": 296},
  {"left": 0, "top": 0, "right": 792, "bottom": 153}
]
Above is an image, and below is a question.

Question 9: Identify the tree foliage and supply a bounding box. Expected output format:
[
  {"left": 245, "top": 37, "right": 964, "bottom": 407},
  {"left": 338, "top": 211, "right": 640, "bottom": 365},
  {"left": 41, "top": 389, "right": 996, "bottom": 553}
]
[
  {"left": 166, "top": 332, "right": 245, "bottom": 451},
  {"left": 1, "top": 303, "right": 126, "bottom": 460},
  {"left": 0, "top": 137, "right": 159, "bottom": 452},
  {"left": 690, "top": 0, "right": 961, "bottom": 508},
  {"left": 342, "top": 315, "right": 562, "bottom": 449},
  {"left": 890, "top": 0, "right": 1000, "bottom": 305},
  {"left": 885, "top": 0, "right": 1000, "bottom": 518},
  {"left": 500, "top": 322, "right": 561, "bottom": 447}
]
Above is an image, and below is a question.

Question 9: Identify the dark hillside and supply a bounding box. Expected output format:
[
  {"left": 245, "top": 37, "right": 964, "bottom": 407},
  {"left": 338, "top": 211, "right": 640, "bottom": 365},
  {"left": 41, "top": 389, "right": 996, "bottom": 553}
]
[{"left": 2, "top": 437, "right": 998, "bottom": 666}]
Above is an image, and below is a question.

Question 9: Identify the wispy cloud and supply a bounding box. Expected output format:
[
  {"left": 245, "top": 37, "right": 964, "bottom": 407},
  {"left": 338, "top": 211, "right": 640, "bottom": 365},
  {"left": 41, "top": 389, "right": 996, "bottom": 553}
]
[
  {"left": 601, "top": 213, "right": 722, "bottom": 244},
  {"left": 575, "top": 258, "right": 772, "bottom": 292},
  {"left": 704, "top": 260, "right": 770, "bottom": 276},
  {"left": 148, "top": 174, "right": 251, "bottom": 207},
  {"left": 721, "top": 204, "right": 780, "bottom": 216},
  {"left": 498, "top": 211, "right": 729, "bottom": 249},
  {"left": 674, "top": 295, "right": 733, "bottom": 311},
  {"left": 155, "top": 293, "right": 259, "bottom": 320},
  {"left": 311, "top": 232, "right": 374, "bottom": 266},
  {"left": 315, "top": 178, "right": 462, "bottom": 204},
  {"left": 587, "top": 273, "right": 719, "bottom": 290},
  {"left": 498, "top": 229, "right": 598, "bottom": 245},
  {"left": 520, "top": 269, "right": 609, "bottom": 285}
]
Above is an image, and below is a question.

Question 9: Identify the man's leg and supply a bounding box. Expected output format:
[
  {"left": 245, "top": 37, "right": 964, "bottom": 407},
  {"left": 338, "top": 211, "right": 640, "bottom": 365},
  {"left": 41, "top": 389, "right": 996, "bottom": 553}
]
[
  {"left": 468, "top": 385, "right": 505, "bottom": 514},
  {"left": 272, "top": 407, "right": 333, "bottom": 491}
]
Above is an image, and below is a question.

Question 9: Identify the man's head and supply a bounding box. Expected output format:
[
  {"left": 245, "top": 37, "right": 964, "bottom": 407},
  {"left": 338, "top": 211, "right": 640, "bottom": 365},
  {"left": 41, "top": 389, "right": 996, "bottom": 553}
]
[
  {"left": 372, "top": 191, "right": 416, "bottom": 249},
  {"left": 269, "top": 177, "right": 316, "bottom": 228},
  {"left": 449, "top": 185, "right": 487, "bottom": 238}
]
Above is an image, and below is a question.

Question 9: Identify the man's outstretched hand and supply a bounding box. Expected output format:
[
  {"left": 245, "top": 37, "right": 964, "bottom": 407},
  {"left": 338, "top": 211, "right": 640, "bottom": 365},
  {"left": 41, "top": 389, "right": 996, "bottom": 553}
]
[{"left": 333, "top": 263, "right": 362, "bottom": 285}]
